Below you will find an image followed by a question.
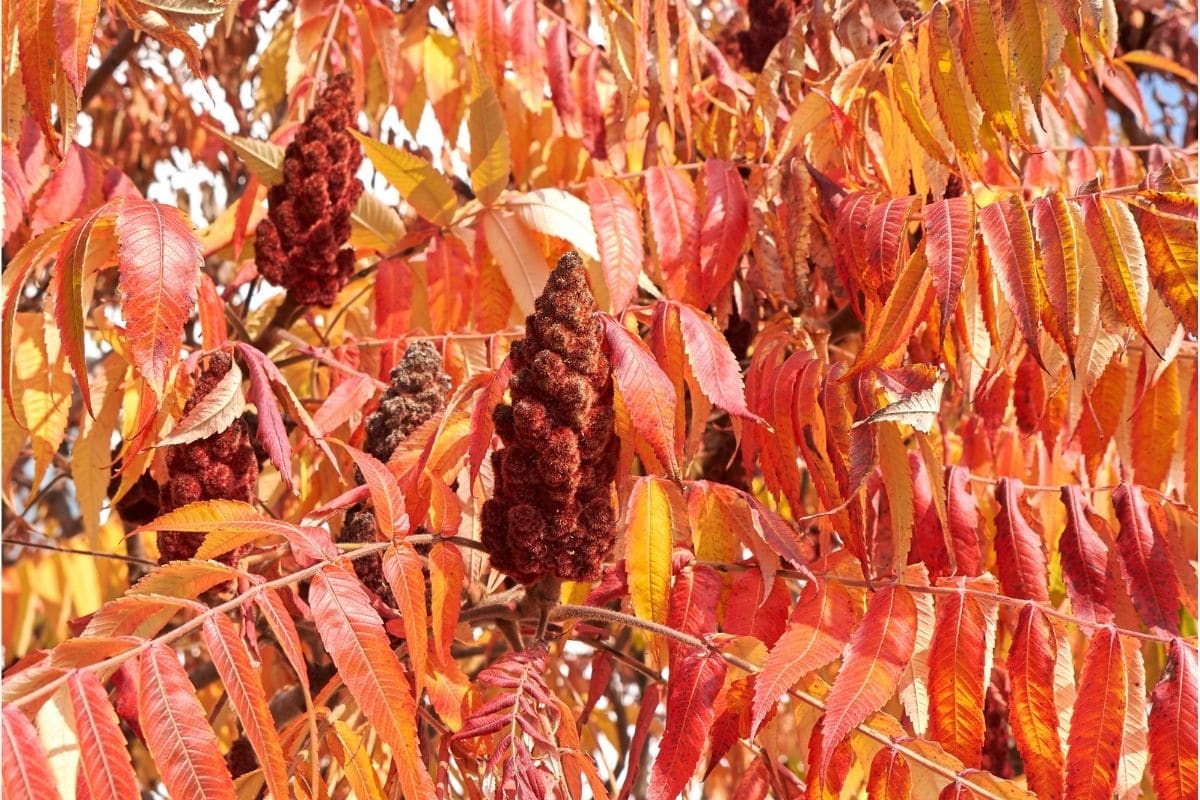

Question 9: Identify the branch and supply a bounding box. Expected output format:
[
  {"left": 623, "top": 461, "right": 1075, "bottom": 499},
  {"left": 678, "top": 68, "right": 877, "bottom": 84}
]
[{"left": 82, "top": 31, "right": 138, "bottom": 108}]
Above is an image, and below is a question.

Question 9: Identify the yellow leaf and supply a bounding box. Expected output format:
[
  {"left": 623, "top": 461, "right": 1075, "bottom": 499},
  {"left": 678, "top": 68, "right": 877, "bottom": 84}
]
[
  {"left": 877, "top": 422, "right": 915, "bottom": 575},
  {"left": 889, "top": 39, "right": 952, "bottom": 168},
  {"left": 350, "top": 131, "right": 458, "bottom": 227},
  {"left": 466, "top": 62, "right": 510, "bottom": 206},
  {"left": 958, "top": 0, "right": 1021, "bottom": 140},
  {"left": 328, "top": 721, "right": 385, "bottom": 799},
  {"left": 1131, "top": 357, "right": 1180, "bottom": 490},
  {"left": 12, "top": 312, "right": 73, "bottom": 487},
  {"left": 625, "top": 476, "right": 684, "bottom": 628},
  {"left": 924, "top": 5, "right": 983, "bottom": 178}
]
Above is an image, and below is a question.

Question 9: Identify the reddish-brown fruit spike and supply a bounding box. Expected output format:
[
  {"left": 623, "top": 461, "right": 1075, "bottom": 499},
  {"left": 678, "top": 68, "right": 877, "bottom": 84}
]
[
  {"left": 481, "top": 251, "right": 618, "bottom": 584},
  {"left": 254, "top": 73, "right": 364, "bottom": 308},
  {"left": 158, "top": 352, "right": 258, "bottom": 565},
  {"left": 362, "top": 340, "right": 451, "bottom": 464}
]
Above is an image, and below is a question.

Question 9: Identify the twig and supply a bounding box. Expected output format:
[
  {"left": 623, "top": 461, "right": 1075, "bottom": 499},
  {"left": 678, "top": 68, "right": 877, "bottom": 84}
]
[
  {"left": 1, "top": 536, "right": 157, "bottom": 567},
  {"left": 82, "top": 31, "right": 138, "bottom": 107}
]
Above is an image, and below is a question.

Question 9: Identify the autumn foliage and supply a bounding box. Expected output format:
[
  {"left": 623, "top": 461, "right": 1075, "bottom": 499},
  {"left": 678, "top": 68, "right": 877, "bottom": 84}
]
[{"left": 1, "top": 1, "right": 1197, "bottom": 799}]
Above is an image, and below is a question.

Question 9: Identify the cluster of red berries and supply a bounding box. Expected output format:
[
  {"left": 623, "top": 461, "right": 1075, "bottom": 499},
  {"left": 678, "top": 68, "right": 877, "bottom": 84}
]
[
  {"left": 341, "top": 341, "right": 450, "bottom": 600},
  {"left": 481, "top": 252, "right": 619, "bottom": 584},
  {"left": 158, "top": 352, "right": 259, "bottom": 564},
  {"left": 254, "top": 73, "right": 363, "bottom": 308}
]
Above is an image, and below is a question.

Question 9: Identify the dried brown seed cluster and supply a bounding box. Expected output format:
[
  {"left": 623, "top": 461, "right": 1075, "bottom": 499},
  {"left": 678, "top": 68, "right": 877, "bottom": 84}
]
[
  {"left": 341, "top": 341, "right": 450, "bottom": 600},
  {"left": 481, "top": 252, "right": 619, "bottom": 584},
  {"left": 158, "top": 352, "right": 259, "bottom": 564},
  {"left": 254, "top": 73, "right": 363, "bottom": 308}
]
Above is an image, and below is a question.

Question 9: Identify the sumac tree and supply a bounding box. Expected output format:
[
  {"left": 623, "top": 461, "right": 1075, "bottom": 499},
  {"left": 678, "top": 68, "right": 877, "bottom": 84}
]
[{"left": 1, "top": 0, "right": 1196, "bottom": 798}]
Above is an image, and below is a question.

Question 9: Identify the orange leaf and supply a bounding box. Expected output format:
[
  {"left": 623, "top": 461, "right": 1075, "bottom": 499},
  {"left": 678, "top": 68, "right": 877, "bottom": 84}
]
[
  {"left": 308, "top": 565, "right": 434, "bottom": 798},
  {"left": 842, "top": 246, "right": 933, "bottom": 380},
  {"left": 1147, "top": 637, "right": 1199, "bottom": 800},
  {"left": 819, "top": 585, "right": 918, "bottom": 773},
  {"left": 2, "top": 706, "right": 61, "bottom": 800},
  {"left": 1032, "top": 193, "right": 1082, "bottom": 370},
  {"left": 54, "top": 0, "right": 101, "bottom": 95},
  {"left": 925, "top": 5, "right": 983, "bottom": 178},
  {"left": 587, "top": 177, "right": 643, "bottom": 313},
  {"left": 1133, "top": 193, "right": 1197, "bottom": 335},
  {"left": 138, "top": 642, "right": 237, "bottom": 799},
  {"left": 751, "top": 579, "right": 856, "bottom": 737},
  {"left": 67, "top": 670, "right": 139, "bottom": 800},
  {"left": 201, "top": 613, "right": 290, "bottom": 800},
  {"left": 993, "top": 479, "right": 1049, "bottom": 602},
  {"left": 116, "top": 198, "right": 201, "bottom": 395},
  {"left": 866, "top": 748, "right": 911, "bottom": 799},
  {"left": 1065, "top": 627, "right": 1126, "bottom": 800},
  {"left": 429, "top": 540, "right": 463, "bottom": 665},
  {"left": 645, "top": 165, "right": 700, "bottom": 301},
  {"left": 255, "top": 588, "right": 310, "bottom": 692},
  {"left": 1008, "top": 605, "right": 1064, "bottom": 800},
  {"left": 926, "top": 582, "right": 987, "bottom": 767},
  {"left": 958, "top": 0, "right": 1020, "bottom": 140},
  {"left": 383, "top": 542, "right": 429, "bottom": 698},
  {"left": 600, "top": 313, "right": 680, "bottom": 476},
  {"left": 979, "top": 196, "right": 1044, "bottom": 368},
  {"left": 51, "top": 206, "right": 114, "bottom": 416},
  {"left": 333, "top": 442, "right": 408, "bottom": 541},
  {"left": 1130, "top": 358, "right": 1181, "bottom": 490},
  {"left": 1080, "top": 195, "right": 1155, "bottom": 348},
  {"left": 673, "top": 302, "right": 761, "bottom": 423}
]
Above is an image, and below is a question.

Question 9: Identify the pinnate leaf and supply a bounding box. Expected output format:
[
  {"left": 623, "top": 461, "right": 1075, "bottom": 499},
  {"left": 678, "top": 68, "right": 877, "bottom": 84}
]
[
  {"left": 673, "top": 302, "right": 761, "bottom": 422},
  {"left": 1133, "top": 193, "right": 1197, "bottom": 335},
  {"left": 1112, "top": 483, "right": 1180, "bottom": 634},
  {"left": 1080, "top": 195, "right": 1154, "bottom": 346},
  {"left": 979, "top": 197, "right": 1044, "bottom": 368},
  {"left": 1008, "top": 605, "right": 1064, "bottom": 800},
  {"left": 867, "top": 748, "right": 912, "bottom": 799},
  {"left": 116, "top": 197, "right": 201, "bottom": 396},
  {"left": 1065, "top": 627, "right": 1126, "bottom": 800},
  {"left": 993, "top": 479, "right": 1049, "bottom": 602},
  {"left": 67, "top": 670, "right": 139, "bottom": 800},
  {"left": 138, "top": 642, "right": 236, "bottom": 800},
  {"left": 647, "top": 651, "right": 726, "bottom": 800},
  {"left": 645, "top": 165, "right": 700, "bottom": 301},
  {"left": 625, "top": 477, "right": 683, "bottom": 627},
  {"left": 1032, "top": 193, "right": 1083, "bottom": 369},
  {"left": 382, "top": 541, "right": 429, "bottom": 698},
  {"left": 351, "top": 131, "right": 457, "bottom": 227},
  {"left": 819, "top": 585, "right": 918, "bottom": 774},
  {"left": 308, "top": 565, "right": 434, "bottom": 798},
  {"left": 586, "top": 177, "right": 643, "bottom": 313},
  {"left": 201, "top": 613, "right": 289, "bottom": 800},
  {"left": 1058, "top": 486, "right": 1114, "bottom": 624},
  {"left": 924, "top": 196, "right": 976, "bottom": 338},
  {"left": 600, "top": 313, "right": 679, "bottom": 476},
  {"left": 697, "top": 160, "right": 749, "bottom": 307},
  {"left": 926, "top": 582, "right": 987, "bottom": 767},
  {"left": 751, "top": 579, "right": 856, "bottom": 736},
  {"left": 1147, "top": 637, "right": 1198, "bottom": 800},
  {"left": 3, "top": 706, "right": 61, "bottom": 800}
]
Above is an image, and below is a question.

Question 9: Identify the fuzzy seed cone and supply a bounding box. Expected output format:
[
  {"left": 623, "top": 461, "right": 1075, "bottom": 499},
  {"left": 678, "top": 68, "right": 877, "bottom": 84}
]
[
  {"left": 481, "top": 252, "right": 618, "bottom": 584},
  {"left": 342, "top": 341, "right": 450, "bottom": 597},
  {"left": 158, "top": 352, "right": 259, "bottom": 564},
  {"left": 254, "top": 73, "right": 363, "bottom": 307}
]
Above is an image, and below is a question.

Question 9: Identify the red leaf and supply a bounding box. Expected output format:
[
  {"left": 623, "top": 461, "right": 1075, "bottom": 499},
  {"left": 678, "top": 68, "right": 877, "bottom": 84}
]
[
  {"left": 1059, "top": 486, "right": 1114, "bottom": 624},
  {"left": 618, "top": 683, "right": 661, "bottom": 800},
  {"left": 645, "top": 165, "right": 700, "bottom": 301},
  {"left": 834, "top": 191, "right": 877, "bottom": 310},
  {"left": 866, "top": 195, "right": 919, "bottom": 283},
  {"left": 1147, "top": 637, "right": 1199, "bottom": 800},
  {"left": 1007, "top": 605, "right": 1064, "bottom": 800},
  {"left": 507, "top": 0, "right": 543, "bottom": 108},
  {"left": 946, "top": 467, "right": 981, "bottom": 576},
  {"left": 116, "top": 197, "right": 201, "bottom": 395},
  {"left": 673, "top": 302, "right": 761, "bottom": 423},
  {"left": 586, "top": 177, "right": 643, "bottom": 313},
  {"left": 979, "top": 196, "right": 1045, "bottom": 368},
  {"left": 667, "top": 560, "right": 722, "bottom": 655},
  {"left": 308, "top": 565, "right": 434, "bottom": 798},
  {"left": 201, "top": 614, "right": 289, "bottom": 800},
  {"left": 382, "top": 541, "right": 429, "bottom": 698},
  {"left": 52, "top": 206, "right": 114, "bottom": 415},
  {"left": 1112, "top": 483, "right": 1181, "bottom": 634},
  {"left": 234, "top": 342, "right": 295, "bottom": 491},
  {"left": 993, "top": 479, "right": 1049, "bottom": 602},
  {"left": 647, "top": 650, "right": 726, "bottom": 800},
  {"left": 807, "top": 711, "right": 855, "bottom": 798},
  {"left": 723, "top": 570, "right": 789, "bottom": 648},
  {"left": 866, "top": 748, "right": 911, "bottom": 799},
  {"left": 752, "top": 579, "right": 857, "bottom": 740},
  {"left": 54, "top": 0, "right": 100, "bottom": 95},
  {"left": 926, "top": 582, "right": 987, "bottom": 767},
  {"left": 312, "top": 372, "right": 377, "bottom": 436},
  {"left": 468, "top": 359, "right": 512, "bottom": 482},
  {"left": 545, "top": 21, "right": 580, "bottom": 137},
  {"left": 2, "top": 706, "right": 61, "bottom": 800},
  {"left": 698, "top": 160, "right": 749, "bottom": 307},
  {"left": 599, "top": 313, "right": 679, "bottom": 476},
  {"left": 1065, "top": 627, "right": 1126, "bottom": 800},
  {"left": 67, "top": 670, "right": 139, "bottom": 800},
  {"left": 138, "top": 642, "right": 237, "bottom": 800},
  {"left": 580, "top": 49, "right": 606, "bottom": 159},
  {"left": 820, "top": 586, "right": 918, "bottom": 773},
  {"left": 924, "top": 196, "right": 976, "bottom": 338}
]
